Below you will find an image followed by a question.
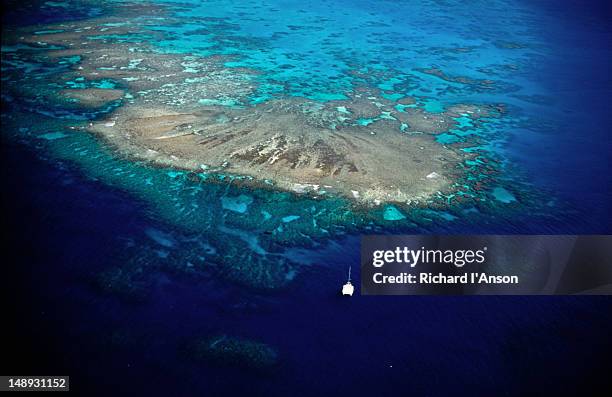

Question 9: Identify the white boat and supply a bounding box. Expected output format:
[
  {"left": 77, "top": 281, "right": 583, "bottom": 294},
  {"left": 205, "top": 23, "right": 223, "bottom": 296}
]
[{"left": 342, "top": 266, "right": 354, "bottom": 296}]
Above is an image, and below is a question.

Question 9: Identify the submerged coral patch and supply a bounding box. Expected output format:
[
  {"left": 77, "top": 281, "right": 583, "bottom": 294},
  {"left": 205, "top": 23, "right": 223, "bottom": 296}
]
[
  {"left": 191, "top": 335, "right": 278, "bottom": 371},
  {"left": 221, "top": 194, "right": 253, "bottom": 213}
]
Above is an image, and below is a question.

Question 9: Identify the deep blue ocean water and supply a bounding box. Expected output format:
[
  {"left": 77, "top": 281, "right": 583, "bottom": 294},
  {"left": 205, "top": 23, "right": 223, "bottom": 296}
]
[{"left": 2, "top": 1, "right": 612, "bottom": 396}]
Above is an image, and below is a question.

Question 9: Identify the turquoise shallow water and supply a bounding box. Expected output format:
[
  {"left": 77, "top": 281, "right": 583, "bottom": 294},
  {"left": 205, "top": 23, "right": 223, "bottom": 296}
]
[{"left": 153, "top": 0, "right": 542, "bottom": 104}]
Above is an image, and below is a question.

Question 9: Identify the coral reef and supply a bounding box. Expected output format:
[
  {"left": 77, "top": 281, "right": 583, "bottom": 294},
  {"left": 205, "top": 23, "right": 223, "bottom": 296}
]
[{"left": 191, "top": 335, "right": 278, "bottom": 371}]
